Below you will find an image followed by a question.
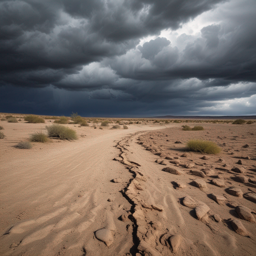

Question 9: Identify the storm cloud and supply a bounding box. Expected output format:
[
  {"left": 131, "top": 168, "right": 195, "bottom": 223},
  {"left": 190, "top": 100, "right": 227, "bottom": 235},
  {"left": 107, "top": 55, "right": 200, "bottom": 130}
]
[{"left": 0, "top": 0, "right": 255, "bottom": 116}]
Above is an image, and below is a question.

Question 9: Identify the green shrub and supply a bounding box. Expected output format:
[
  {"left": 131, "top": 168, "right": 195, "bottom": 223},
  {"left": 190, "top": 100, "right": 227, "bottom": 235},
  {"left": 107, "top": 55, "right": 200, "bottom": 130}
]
[
  {"left": 54, "top": 116, "right": 69, "bottom": 124},
  {"left": 232, "top": 119, "right": 246, "bottom": 124},
  {"left": 16, "top": 141, "right": 32, "bottom": 149},
  {"left": 25, "top": 115, "right": 45, "bottom": 123},
  {"left": 112, "top": 125, "right": 120, "bottom": 129},
  {"left": 123, "top": 125, "right": 128, "bottom": 129},
  {"left": 0, "top": 126, "right": 3, "bottom": 130},
  {"left": 0, "top": 131, "right": 5, "bottom": 139},
  {"left": 101, "top": 121, "right": 109, "bottom": 126},
  {"left": 30, "top": 133, "right": 48, "bottom": 143},
  {"left": 46, "top": 125, "right": 77, "bottom": 140},
  {"left": 247, "top": 120, "right": 253, "bottom": 124},
  {"left": 8, "top": 117, "right": 18, "bottom": 123},
  {"left": 187, "top": 140, "right": 221, "bottom": 154},
  {"left": 182, "top": 125, "right": 191, "bottom": 131},
  {"left": 192, "top": 126, "right": 204, "bottom": 131}
]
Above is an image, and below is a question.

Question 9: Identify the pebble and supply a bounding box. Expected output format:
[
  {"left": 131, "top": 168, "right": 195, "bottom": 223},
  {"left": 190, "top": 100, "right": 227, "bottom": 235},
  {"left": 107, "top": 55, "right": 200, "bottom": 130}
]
[
  {"left": 95, "top": 228, "right": 114, "bottom": 246},
  {"left": 231, "top": 219, "right": 249, "bottom": 237},
  {"left": 202, "top": 168, "right": 215, "bottom": 176},
  {"left": 226, "top": 187, "right": 243, "bottom": 197},
  {"left": 169, "top": 234, "right": 182, "bottom": 253},
  {"left": 190, "top": 170, "right": 206, "bottom": 178},
  {"left": 162, "top": 167, "right": 183, "bottom": 175},
  {"left": 236, "top": 206, "right": 255, "bottom": 222},
  {"left": 195, "top": 203, "right": 210, "bottom": 220},
  {"left": 234, "top": 175, "right": 248, "bottom": 183},
  {"left": 211, "top": 193, "right": 227, "bottom": 205},
  {"left": 193, "top": 179, "right": 208, "bottom": 189},
  {"left": 244, "top": 192, "right": 256, "bottom": 203},
  {"left": 212, "top": 179, "right": 225, "bottom": 187},
  {"left": 183, "top": 196, "right": 198, "bottom": 208},
  {"left": 232, "top": 166, "right": 245, "bottom": 173}
]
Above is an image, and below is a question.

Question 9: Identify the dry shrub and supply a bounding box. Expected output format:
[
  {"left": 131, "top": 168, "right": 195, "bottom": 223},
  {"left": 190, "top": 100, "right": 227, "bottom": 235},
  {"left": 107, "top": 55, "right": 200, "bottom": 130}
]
[
  {"left": 16, "top": 141, "right": 32, "bottom": 149},
  {"left": 182, "top": 125, "right": 191, "bottom": 131},
  {"left": 8, "top": 117, "right": 18, "bottom": 123},
  {"left": 0, "top": 131, "right": 5, "bottom": 139},
  {"left": 112, "top": 125, "right": 120, "bottom": 129},
  {"left": 101, "top": 121, "right": 109, "bottom": 126},
  {"left": 232, "top": 119, "right": 246, "bottom": 124},
  {"left": 0, "top": 126, "right": 3, "bottom": 130},
  {"left": 25, "top": 115, "right": 45, "bottom": 123},
  {"left": 123, "top": 125, "right": 128, "bottom": 129},
  {"left": 187, "top": 140, "right": 221, "bottom": 154},
  {"left": 246, "top": 121, "right": 253, "bottom": 124},
  {"left": 192, "top": 126, "right": 204, "bottom": 130},
  {"left": 30, "top": 133, "right": 48, "bottom": 143},
  {"left": 46, "top": 125, "right": 77, "bottom": 140},
  {"left": 54, "top": 116, "right": 69, "bottom": 124},
  {"left": 80, "top": 120, "right": 89, "bottom": 126}
]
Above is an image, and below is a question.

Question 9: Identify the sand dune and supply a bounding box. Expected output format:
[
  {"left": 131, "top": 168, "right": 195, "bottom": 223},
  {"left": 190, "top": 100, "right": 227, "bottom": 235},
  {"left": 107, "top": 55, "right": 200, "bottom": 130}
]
[{"left": 0, "top": 121, "right": 255, "bottom": 255}]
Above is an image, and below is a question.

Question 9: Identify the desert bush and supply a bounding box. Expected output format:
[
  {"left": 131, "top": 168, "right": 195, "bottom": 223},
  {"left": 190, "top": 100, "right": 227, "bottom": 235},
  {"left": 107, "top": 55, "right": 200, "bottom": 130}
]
[
  {"left": 16, "top": 141, "right": 32, "bottom": 149},
  {"left": 46, "top": 125, "right": 77, "bottom": 140},
  {"left": 8, "top": 117, "right": 18, "bottom": 123},
  {"left": 247, "top": 120, "right": 253, "bottom": 124},
  {"left": 192, "top": 126, "right": 204, "bottom": 131},
  {"left": 30, "top": 133, "right": 48, "bottom": 143},
  {"left": 1, "top": 118, "right": 5, "bottom": 121},
  {"left": 0, "top": 126, "right": 3, "bottom": 130},
  {"left": 187, "top": 140, "right": 221, "bottom": 154},
  {"left": 101, "top": 121, "right": 109, "bottom": 126},
  {"left": 232, "top": 119, "right": 246, "bottom": 124},
  {"left": 123, "top": 125, "right": 128, "bottom": 129},
  {"left": 0, "top": 131, "right": 5, "bottom": 139},
  {"left": 182, "top": 125, "right": 191, "bottom": 131},
  {"left": 129, "top": 121, "right": 133, "bottom": 124},
  {"left": 6, "top": 115, "right": 13, "bottom": 119},
  {"left": 174, "top": 120, "right": 180, "bottom": 123},
  {"left": 54, "top": 116, "right": 69, "bottom": 124},
  {"left": 71, "top": 113, "right": 84, "bottom": 124},
  {"left": 112, "top": 125, "right": 120, "bottom": 129},
  {"left": 80, "top": 120, "right": 89, "bottom": 126},
  {"left": 25, "top": 115, "right": 45, "bottom": 123}
]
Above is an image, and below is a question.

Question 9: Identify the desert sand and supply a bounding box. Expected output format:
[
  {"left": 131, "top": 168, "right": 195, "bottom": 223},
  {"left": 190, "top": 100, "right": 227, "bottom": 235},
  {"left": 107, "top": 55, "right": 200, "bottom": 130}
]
[{"left": 0, "top": 119, "right": 256, "bottom": 256}]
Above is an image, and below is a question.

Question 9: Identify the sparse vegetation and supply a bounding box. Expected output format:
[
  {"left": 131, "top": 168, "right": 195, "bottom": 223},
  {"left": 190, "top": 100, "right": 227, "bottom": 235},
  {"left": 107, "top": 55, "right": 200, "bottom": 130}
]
[
  {"left": 46, "top": 125, "right": 77, "bottom": 140},
  {"left": 54, "top": 116, "right": 69, "bottom": 124},
  {"left": 187, "top": 140, "right": 221, "bottom": 154},
  {"left": 7, "top": 117, "right": 18, "bottom": 123},
  {"left": 30, "top": 133, "right": 48, "bottom": 143},
  {"left": 80, "top": 120, "right": 89, "bottom": 126},
  {"left": 232, "top": 119, "right": 246, "bottom": 124},
  {"left": 192, "top": 126, "right": 204, "bottom": 130},
  {"left": 247, "top": 120, "right": 253, "bottom": 124},
  {"left": 123, "top": 125, "right": 128, "bottom": 129},
  {"left": 25, "top": 115, "right": 45, "bottom": 123},
  {"left": 0, "top": 131, "right": 5, "bottom": 139},
  {"left": 112, "top": 125, "right": 120, "bottom": 129},
  {"left": 15, "top": 141, "right": 32, "bottom": 149},
  {"left": 1, "top": 118, "right": 5, "bottom": 121},
  {"left": 182, "top": 125, "right": 191, "bottom": 131},
  {"left": 101, "top": 121, "right": 109, "bottom": 127}
]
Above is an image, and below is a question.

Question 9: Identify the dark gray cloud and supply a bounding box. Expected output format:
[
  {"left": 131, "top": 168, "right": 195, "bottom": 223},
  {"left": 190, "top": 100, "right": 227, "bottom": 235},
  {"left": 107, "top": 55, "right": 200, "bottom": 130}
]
[{"left": 0, "top": 0, "right": 255, "bottom": 116}]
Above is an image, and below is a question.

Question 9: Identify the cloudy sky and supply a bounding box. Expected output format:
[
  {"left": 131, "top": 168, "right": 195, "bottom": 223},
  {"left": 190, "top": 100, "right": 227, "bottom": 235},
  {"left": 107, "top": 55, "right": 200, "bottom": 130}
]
[{"left": 0, "top": 0, "right": 256, "bottom": 117}]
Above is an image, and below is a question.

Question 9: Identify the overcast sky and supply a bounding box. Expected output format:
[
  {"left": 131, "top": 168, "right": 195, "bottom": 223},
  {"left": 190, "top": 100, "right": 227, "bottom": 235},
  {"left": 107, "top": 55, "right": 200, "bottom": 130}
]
[{"left": 0, "top": 0, "right": 256, "bottom": 117}]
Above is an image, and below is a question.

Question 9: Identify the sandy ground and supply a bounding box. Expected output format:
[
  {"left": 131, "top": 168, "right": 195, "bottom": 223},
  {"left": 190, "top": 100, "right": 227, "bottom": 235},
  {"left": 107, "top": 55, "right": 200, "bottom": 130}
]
[{"left": 0, "top": 120, "right": 255, "bottom": 255}]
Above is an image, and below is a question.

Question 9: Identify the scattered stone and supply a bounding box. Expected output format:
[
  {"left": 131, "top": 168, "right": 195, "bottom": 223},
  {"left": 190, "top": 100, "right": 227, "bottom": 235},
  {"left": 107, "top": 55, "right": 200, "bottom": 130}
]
[
  {"left": 169, "top": 234, "right": 182, "bottom": 253},
  {"left": 213, "top": 214, "right": 221, "bottom": 222},
  {"left": 245, "top": 156, "right": 251, "bottom": 160},
  {"left": 151, "top": 205, "right": 163, "bottom": 212},
  {"left": 195, "top": 203, "right": 210, "bottom": 220},
  {"left": 201, "top": 156, "right": 209, "bottom": 160},
  {"left": 234, "top": 175, "right": 248, "bottom": 183},
  {"left": 111, "top": 178, "right": 122, "bottom": 183},
  {"left": 227, "top": 201, "right": 239, "bottom": 208},
  {"left": 243, "top": 144, "right": 249, "bottom": 148},
  {"left": 190, "top": 170, "right": 206, "bottom": 178},
  {"left": 202, "top": 168, "right": 215, "bottom": 176},
  {"left": 193, "top": 179, "right": 207, "bottom": 189},
  {"left": 237, "top": 160, "right": 243, "bottom": 165},
  {"left": 162, "top": 167, "right": 183, "bottom": 175},
  {"left": 210, "top": 193, "right": 227, "bottom": 205},
  {"left": 176, "top": 181, "right": 186, "bottom": 189},
  {"left": 212, "top": 179, "right": 225, "bottom": 187},
  {"left": 95, "top": 228, "right": 114, "bottom": 246},
  {"left": 165, "top": 156, "right": 173, "bottom": 160},
  {"left": 226, "top": 187, "right": 243, "bottom": 197},
  {"left": 121, "top": 214, "right": 129, "bottom": 222},
  {"left": 244, "top": 192, "right": 256, "bottom": 203},
  {"left": 181, "top": 153, "right": 188, "bottom": 157},
  {"left": 218, "top": 158, "right": 224, "bottom": 162},
  {"left": 236, "top": 206, "right": 255, "bottom": 222},
  {"left": 107, "top": 198, "right": 113, "bottom": 202},
  {"left": 170, "top": 160, "right": 180, "bottom": 165},
  {"left": 232, "top": 166, "right": 245, "bottom": 173},
  {"left": 230, "top": 219, "right": 249, "bottom": 237},
  {"left": 249, "top": 178, "right": 256, "bottom": 184},
  {"left": 183, "top": 196, "right": 198, "bottom": 208},
  {"left": 183, "top": 162, "right": 195, "bottom": 168},
  {"left": 175, "top": 141, "right": 182, "bottom": 144}
]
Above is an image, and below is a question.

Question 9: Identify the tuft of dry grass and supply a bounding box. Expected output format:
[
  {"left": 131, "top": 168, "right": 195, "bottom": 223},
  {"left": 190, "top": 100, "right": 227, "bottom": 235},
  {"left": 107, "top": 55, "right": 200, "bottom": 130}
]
[
  {"left": 192, "top": 126, "right": 204, "bottom": 130},
  {"left": 246, "top": 120, "right": 253, "bottom": 124},
  {"left": 232, "top": 119, "right": 246, "bottom": 124},
  {"left": 15, "top": 141, "right": 32, "bottom": 149},
  {"left": 112, "top": 125, "right": 120, "bottom": 129},
  {"left": 7, "top": 117, "right": 18, "bottom": 123},
  {"left": 25, "top": 115, "right": 45, "bottom": 123},
  {"left": 30, "top": 133, "right": 48, "bottom": 143},
  {"left": 46, "top": 125, "right": 77, "bottom": 140},
  {"left": 123, "top": 125, "right": 128, "bottom": 129},
  {"left": 0, "top": 131, "right": 5, "bottom": 139},
  {"left": 54, "top": 116, "right": 69, "bottom": 124},
  {"left": 101, "top": 121, "right": 109, "bottom": 127},
  {"left": 187, "top": 140, "right": 221, "bottom": 154}
]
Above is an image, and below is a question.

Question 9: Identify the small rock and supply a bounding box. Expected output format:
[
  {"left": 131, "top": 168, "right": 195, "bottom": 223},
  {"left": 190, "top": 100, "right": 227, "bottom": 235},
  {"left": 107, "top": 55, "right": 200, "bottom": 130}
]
[
  {"left": 236, "top": 206, "right": 255, "bottom": 222},
  {"left": 175, "top": 141, "right": 182, "bottom": 144},
  {"left": 121, "top": 214, "right": 129, "bottom": 222},
  {"left": 231, "top": 219, "right": 249, "bottom": 237},
  {"left": 243, "top": 144, "right": 249, "bottom": 148},
  {"left": 202, "top": 168, "right": 215, "bottom": 176},
  {"left": 181, "top": 153, "right": 188, "bottom": 157},
  {"left": 169, "top": 234, "right": 182, "bottom": 253},
  {"left": 190, "top": 170, "right": 206, "bottom": 178},
  {"left": 237, "top": 160, "right": 243, "bottom": 165},
  {"left": 162, "top": 167, "right": 183, "bottom": 175},
  {"left": 218, "top": 158, "right": 224, "bottom": 162},
  {"left": 183, "top": 196, "right": 198, "bottom": 208},
  {"left": 107, "top": 198, "right": 113, "bottom": 202},
  {"left": 234, "top": 175, "right": 248, "bottom": 183},
  {"left": 151, "top": 205, "right": 163, "bottom": 212},
  {"left": 243, "top": 192, "right": 256, "bottom": 203},
  {"left": 193, "top": 179, "right": 208, "bottom": 189},
  {"left": 170, "top": 160, "right": 180, "bottom": 165},
  {"left": 201, "top": 156, "right": 209, "bottom": 160},
  {"left": 195, "top": 203, "right": 210, "bottom": 220},
  {"left": 212, "top": 179, "right": 225, "bottom": 187},
  {"left": 95, "top": 228, "right": 114, "bottom": 246},
  {"left": 176, "top": 181, "right": 186, "bottom": 189},
  {"left": 227, "top": 201, "right": 239, "bottom": 208},
  {"left": 165, "top": 156, "right": 173, "bottom": 160},
  {"left": 111, "top": 178, "right": 122, "bottom": 183},
  {"left": 232, "top": 166, "right": 245, "bottom": 173},
  {"left": 249, "top": 178, "right": 256, "bottom": 184},
  {"left": 184, "top": 162, "right": 195, "bottom": 168},
  {"left": 226, "top": 187, "right": 243, "bottom": 197},
  {"left": 213, "top": 214, "right": 221, "bottom": 222},
  {"left": 211, "top": 193, "right": 227, "bottom": 205}
]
